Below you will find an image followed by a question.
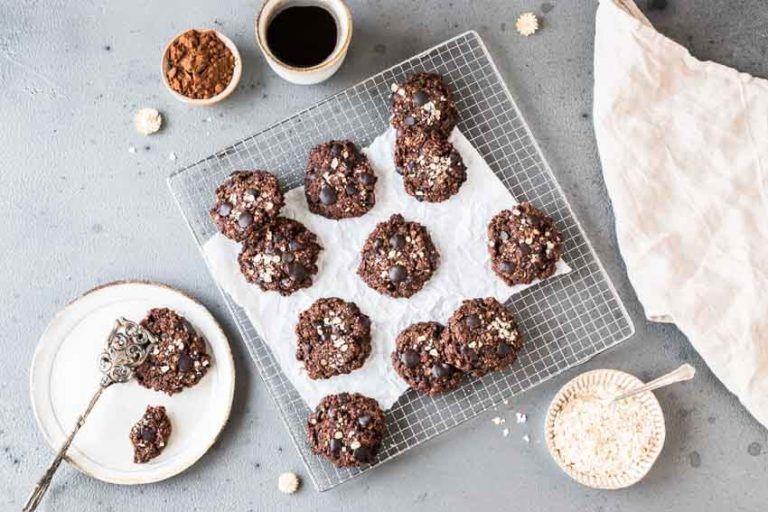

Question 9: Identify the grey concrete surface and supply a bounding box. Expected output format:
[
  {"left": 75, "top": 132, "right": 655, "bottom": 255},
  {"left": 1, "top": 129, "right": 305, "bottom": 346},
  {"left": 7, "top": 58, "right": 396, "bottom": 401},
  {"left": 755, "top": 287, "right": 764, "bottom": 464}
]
[{"left": 1, "top": 0, "right": 767, "bottom": 510}]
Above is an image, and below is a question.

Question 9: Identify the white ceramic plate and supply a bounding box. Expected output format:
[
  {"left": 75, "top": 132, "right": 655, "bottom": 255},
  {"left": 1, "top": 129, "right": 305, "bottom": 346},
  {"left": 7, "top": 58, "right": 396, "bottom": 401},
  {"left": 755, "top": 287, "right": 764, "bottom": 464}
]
[
  {"left": 544, "top": 369, "right": 666, "bottom": 490},
  {"left": 30, "top": 281, "right": 235, "bottom": 485}
]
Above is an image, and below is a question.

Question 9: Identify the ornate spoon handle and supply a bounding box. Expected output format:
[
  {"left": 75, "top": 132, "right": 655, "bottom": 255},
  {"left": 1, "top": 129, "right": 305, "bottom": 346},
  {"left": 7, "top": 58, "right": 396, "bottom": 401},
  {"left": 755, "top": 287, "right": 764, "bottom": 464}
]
[
  {"left": 609, "top": 364, "right": 696, "bottom": 403},
  {"left": 23, "top": 385, "right": 108, "bottom": 512}
]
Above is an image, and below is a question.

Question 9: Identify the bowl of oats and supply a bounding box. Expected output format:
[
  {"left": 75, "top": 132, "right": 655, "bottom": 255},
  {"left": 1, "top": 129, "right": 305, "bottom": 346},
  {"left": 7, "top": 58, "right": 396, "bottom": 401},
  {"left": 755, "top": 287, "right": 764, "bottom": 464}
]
[{"left": 545, "top": 369, "right": 666, "bottom": 490}]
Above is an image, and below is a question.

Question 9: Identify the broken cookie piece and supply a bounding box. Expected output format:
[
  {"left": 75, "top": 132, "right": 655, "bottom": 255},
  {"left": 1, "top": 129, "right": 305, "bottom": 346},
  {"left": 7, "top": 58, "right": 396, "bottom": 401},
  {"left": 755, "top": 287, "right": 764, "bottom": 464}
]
[{"left": 129, "top": 405, "right": 172, "bottom": 464}]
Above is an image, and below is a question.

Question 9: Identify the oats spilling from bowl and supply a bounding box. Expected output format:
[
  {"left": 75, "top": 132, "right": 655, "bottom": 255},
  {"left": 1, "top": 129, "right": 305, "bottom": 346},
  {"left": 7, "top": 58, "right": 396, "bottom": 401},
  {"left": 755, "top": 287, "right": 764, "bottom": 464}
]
[{"left": 551, "top": 384, "right": 657, "bottom": 479}]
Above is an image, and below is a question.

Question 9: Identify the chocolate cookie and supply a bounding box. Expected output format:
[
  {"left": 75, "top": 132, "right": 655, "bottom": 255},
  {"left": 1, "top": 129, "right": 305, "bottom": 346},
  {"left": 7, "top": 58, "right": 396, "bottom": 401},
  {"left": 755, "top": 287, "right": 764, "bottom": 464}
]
[
  {"left": 390, "top": 72, "right": 458, "bottom": 136},
  {"left": 487, "top": 202, "right": 562, "bottom": 285},
  {"left": 135, "top": 308, "right": 211, "bottom": 395},
  {"left": 129, "top": 405, "right": 172, "bottom": 463},
  {"left": 304, "top": 140, "right": 378, "bottom": 219},
  {"left": 357, "top": 214, "right": 440, "bottom": 298},
  {"left": 441, "top": 298, "right": 523, "bottom": 377},
  {"left": 296, "top": 298, "right": 372, "bottom": 379},
  {"left": 391, "top": 321, "right": 463, "bottom": 395},
  {"left": 210, "top": 170, "right": 284, "bottom": 241},
  {"left": 238, "top": 217, "right": 322, "bottom": 295},
  {"left": 394, "top": 128, "right": 467, "bottom": 202},
  {"left": 307, "top": 393, "right": 386, "bottom": 467}
]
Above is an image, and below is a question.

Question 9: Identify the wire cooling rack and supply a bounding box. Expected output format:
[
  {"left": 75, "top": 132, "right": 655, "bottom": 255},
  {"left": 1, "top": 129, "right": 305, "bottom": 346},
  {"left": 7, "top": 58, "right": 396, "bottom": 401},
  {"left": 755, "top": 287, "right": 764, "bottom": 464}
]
[{"left": 168, "top": 31, "right": 634, "bottom": 491}]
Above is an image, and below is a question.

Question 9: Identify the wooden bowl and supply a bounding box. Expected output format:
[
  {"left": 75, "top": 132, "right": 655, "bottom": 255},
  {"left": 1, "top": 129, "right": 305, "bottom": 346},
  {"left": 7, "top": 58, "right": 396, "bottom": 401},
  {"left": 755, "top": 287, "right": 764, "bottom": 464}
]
[{"left": 161, "top": 29, "right": 243, "bottom": 106}]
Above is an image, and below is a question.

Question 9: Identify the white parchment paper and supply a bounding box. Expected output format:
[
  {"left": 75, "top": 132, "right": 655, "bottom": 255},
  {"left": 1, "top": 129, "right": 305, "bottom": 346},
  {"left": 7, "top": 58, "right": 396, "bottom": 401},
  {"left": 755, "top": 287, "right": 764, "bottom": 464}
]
[{"left": 203, "top": 128, "right": 570, "bottom": 409}]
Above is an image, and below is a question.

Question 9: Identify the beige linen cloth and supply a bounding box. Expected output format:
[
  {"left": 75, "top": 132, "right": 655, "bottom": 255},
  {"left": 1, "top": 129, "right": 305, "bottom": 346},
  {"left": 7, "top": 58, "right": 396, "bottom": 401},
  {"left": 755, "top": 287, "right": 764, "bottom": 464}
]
[{"left": 594, "top": 0, "right": 768, "bottom": 427}]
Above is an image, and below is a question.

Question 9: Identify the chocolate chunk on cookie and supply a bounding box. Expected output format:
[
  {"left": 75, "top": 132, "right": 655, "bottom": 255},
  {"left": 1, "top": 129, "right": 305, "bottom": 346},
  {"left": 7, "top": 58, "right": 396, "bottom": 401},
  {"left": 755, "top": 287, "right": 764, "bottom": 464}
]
[
  {"left": 304, "top": 140, "right": 378, "bottom": 219},
  {"left": 487, "top": 202, "right": 562, "bottom": 285},
  {"left": 296, "top": 298, "right": 372, "bottom": 379},
  {"left": 392, "top": 321, "right": 463, "bottom": 395},
  {"left": 210, "top": 170, "right": 284, "bottom": 241},
  {"left": 394, "top": 128, "right": 467, "bottom": 202},
  {"left": 390, "top": 72, "right": 458, "bottom": 136},
  {"left": 238, "top": 217, "right": 322, "bottom": 295},
  {"left": 135, "top": 308, "right": 211, "bottom": 395},
  {"left": 307, "top": 393, "right": 386, "bottom": 467},
  {"left": 357, "top": 214, "right": 440, "bottom": 298},
  {"left": 129, "top": 405, "right": 172, "bottom": 463},
  {"left": 441, "top": 298, "right": 523, "bottom": 377}
]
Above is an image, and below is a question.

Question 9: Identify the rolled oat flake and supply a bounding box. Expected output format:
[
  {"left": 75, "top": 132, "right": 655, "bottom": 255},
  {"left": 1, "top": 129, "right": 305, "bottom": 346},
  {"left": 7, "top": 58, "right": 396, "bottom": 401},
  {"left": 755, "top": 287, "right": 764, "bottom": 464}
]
[{"left": 134, "top": 108, "right": 163, "bottom": 135}]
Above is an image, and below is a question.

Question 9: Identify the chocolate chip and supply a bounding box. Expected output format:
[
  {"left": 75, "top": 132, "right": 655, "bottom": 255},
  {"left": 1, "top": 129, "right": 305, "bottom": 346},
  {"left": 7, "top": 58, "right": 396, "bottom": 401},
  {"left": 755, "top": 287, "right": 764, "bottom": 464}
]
[
  {"left": 140, "top": 426, "right": 156, "bottom": 442},
  {"left": 178, "top": 353, "right": 193, "bottom": 372},
  {"left": 499, "top": 231, "right": 510, "bottom": 241},
  {"left": 289, "top": 263, "right": 308, "bottom": 281},
  {"left": 520, "top": 244, "right": 531, "bottom": 256},
  {"left": 496, "top": 342, "right": 512, "bottom": 357},
  {"left": 281, "top": 251, "right": 295, "bottom": 263},
  {"left": 288, "top": 240, "right": 303, "bottom": 251},
  {"left": 395, "top": 167, "right": 404, "bottom": 175},
  {"left": 246, "top": 188, "right": 259, "bottom": 198},
  {"left": 353, "top": 446, "right": 373, "bottom": 463},
  {"left": 389, "top": 234, "right": 406, "bottom": 250},
  {"left": 360, "top": 315, "right": 371, "bottom": 329},
  {"left": 357, "top": 414, "right": 372, "bottom": 427},
  {"left": 388, "top": 264, "right": 407, "bottom": 283},
  {"left": 237, "top": 212, "right": 253, "bottom": 228},
  {"left": 359, "top": 173, "right": 375, "bottom": 186},
  {"left": 413, "top": 90, "right": 429, "bottom": 106},
  {"left": 500, "top": 261, "right": 514, "bottom": 273},
  {"left": 431, "top": 363, "right": 453, "bottom": 379},
  {"left": 465, "top": 314, "right": 480, "bottom": 329},
  {"left": 217, "top": 202, "right": 232, "bottom": 216},
  {"left": 407, "top": 161, "right": 417, "bottom": 171},
  {"left": 405, "top": 115, "right": 417, "bottom": 126},
  {"left": 319, "top": 186, "right": 337, "bottom": 205},
  {"left": 330, "top": 144, "right": 341, "bottom": 156},
  {"left": 329, "top": 438, "right": 342, "bottom": 456},
  {"left": 401, "top": 349, "right": 420, "bottom": 368},
  {"left": 345, "top": 183, "right": 357, "bottom": 196}
]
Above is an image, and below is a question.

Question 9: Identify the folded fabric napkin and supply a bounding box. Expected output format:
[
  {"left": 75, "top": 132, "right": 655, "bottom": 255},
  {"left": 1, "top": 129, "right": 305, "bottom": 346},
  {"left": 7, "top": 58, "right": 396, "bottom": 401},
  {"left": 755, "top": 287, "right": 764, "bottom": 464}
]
[{"left": 593, "top": 0, "right": 768, "bottom": 427}]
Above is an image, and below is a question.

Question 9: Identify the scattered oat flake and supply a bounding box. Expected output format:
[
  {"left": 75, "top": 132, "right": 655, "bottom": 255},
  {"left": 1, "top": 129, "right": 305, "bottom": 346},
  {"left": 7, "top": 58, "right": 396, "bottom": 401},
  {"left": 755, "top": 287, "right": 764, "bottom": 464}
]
[
  {"left": 516, "top": 412, "right": 527, "bottom": 424},
  {"left": 128, "top": 145, "right": 137, "bottom": 153},
  {"left": 277, "top": 472, "right": 300, "bottom": 494},
  {"left": 491, "top": 416, "right": 504, "bottom": 425},
  {"left": 502, "top": 428, "right": 510, "bottom": 437},
  {"left": 169, "top": 152, "right": 177, "bottom": 161},
  {"left": 522, "top": 434, "right": 530, "bottom": 443},
  {"left": 134, "top": 108, "right": 162, "bottom": 135},
  {"left": 515, "top": 12, "right": 539, "bottom": 36}
]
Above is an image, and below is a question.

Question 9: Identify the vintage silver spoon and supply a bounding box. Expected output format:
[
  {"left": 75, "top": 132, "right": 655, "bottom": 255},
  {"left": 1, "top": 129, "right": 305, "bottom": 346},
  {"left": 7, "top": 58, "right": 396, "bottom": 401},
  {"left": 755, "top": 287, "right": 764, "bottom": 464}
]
[
  {"left": 604, "top": 363, "right": 696, "bottom": 403},
  {"left": 23, "top": 317, "right": 157, "bottom": 512}
]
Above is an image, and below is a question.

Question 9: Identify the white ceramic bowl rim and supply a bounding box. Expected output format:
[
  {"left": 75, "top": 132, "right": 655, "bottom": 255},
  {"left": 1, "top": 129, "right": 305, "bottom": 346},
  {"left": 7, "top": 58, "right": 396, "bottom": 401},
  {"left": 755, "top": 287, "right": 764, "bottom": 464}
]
[
  {"left": 160, "top": 28, "right": 243, "bottom": 106},
  {"left": 255, "top": 0, "right": 353, "bottom": 73},
  {"left": 544, "top": 369, "right": 666, "bottom": 490}
]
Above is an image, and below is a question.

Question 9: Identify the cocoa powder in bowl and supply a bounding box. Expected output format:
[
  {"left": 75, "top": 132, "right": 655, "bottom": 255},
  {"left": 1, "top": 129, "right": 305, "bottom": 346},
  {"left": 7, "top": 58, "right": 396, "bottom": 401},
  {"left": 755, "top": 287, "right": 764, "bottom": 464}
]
[{"left": 165, "top": 30, "right": 235, "bottom": 100}]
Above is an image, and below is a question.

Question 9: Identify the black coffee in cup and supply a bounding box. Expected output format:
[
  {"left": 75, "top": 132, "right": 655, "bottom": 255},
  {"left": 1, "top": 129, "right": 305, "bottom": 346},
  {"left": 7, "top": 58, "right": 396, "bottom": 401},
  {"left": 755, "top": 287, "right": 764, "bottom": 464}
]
[{"left": 266, "top": 5, "right": 338, "bottom": 68}]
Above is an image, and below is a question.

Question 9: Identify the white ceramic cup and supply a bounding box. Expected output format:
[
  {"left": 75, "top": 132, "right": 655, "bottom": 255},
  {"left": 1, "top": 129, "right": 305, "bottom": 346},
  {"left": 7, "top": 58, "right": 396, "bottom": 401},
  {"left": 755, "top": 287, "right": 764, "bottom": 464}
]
[{"left": 256, "top": 0, "right": 353, "bottom": 85}]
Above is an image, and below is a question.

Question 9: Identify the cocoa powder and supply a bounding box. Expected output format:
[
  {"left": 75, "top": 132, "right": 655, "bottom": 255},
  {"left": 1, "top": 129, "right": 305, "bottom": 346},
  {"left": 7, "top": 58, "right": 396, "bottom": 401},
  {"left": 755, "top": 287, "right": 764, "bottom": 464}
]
[{"left": 166, "top": 30, "right": 235, "bottom": 99}]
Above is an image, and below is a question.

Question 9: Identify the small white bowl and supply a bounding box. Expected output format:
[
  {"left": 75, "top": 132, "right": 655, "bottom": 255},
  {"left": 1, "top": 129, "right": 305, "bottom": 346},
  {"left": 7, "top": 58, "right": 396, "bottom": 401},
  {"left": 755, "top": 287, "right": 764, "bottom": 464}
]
[
  {"left": 255, "top": 0, "right": 353, "bottom": 85},
  {"left": 161, "top": 29, "right": 243, "bottom": 106},
  {"left": 544, "top": 369, "right": 666, "bottom": 490}
]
